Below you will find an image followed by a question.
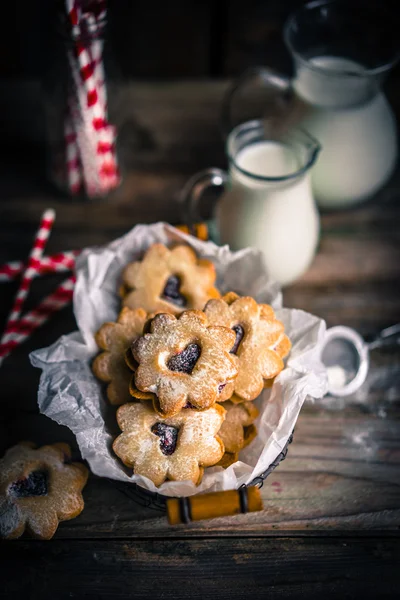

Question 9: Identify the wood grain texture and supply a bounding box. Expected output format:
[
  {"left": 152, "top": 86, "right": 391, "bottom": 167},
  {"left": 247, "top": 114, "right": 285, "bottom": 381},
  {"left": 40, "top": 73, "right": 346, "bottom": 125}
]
[
  {"left": 1, "top": 538, "right": 400, "bottom": 600},
  {"left": 1, "top": 406, "right": 399, "bottom": 537},
  {"left": 48, "top": 408, "right": 400, "bottom": 536},
  {"left": 0, "top": 82, "right": 399, "bottom": 554}
]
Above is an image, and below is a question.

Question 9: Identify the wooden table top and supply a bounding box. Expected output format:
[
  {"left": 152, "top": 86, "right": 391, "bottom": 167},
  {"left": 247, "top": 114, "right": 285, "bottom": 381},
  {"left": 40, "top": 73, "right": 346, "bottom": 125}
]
[{"left": 1, "top": 80, "right": 400, "bottom": 599}]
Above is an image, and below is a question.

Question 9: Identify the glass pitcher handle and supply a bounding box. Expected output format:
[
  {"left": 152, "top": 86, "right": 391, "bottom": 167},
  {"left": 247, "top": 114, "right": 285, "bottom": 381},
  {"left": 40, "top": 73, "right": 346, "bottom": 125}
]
[
  {"left": 180, "top": 168, "right": 229, "bottom": 233},
  {"left": 221, "top": 66, "right": 291, "bottom": 138}
]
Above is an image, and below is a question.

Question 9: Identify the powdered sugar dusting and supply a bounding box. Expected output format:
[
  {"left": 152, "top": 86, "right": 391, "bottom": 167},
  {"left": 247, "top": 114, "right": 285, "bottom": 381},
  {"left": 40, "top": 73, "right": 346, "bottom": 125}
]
[
  {"left": 113, "top": 402, "right": 225, "bottom": 485},
  {"left": 133, "top": 311, "right": 237, "bottom": 415},
  {"left": 31, "top": 222, "right": 327, "bottom": 497},
  {"left": 205, "top": 294, "right": 291, "bottom": 400},
  {"left": 0, "top": 443, "right": 88, "bottom": 539}
]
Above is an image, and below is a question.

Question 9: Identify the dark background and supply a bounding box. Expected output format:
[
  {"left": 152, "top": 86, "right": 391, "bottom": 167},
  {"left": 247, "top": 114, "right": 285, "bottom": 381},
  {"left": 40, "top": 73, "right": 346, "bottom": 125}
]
[
  {"left": 0, "top": 0, "right": 398, "bottom": 153},
  {"left": 1, "top": 0, "right": 398, "bottom": 79},
  {"left": 1, "top": 0, "right": 306, "bottom": 79}
]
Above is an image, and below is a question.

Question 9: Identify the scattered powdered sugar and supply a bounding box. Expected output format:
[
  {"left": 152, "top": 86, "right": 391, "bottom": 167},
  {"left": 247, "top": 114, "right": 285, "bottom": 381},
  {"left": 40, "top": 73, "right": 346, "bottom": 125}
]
[{"left": 114, "top": 403, "right": 225, "bottom": 485}]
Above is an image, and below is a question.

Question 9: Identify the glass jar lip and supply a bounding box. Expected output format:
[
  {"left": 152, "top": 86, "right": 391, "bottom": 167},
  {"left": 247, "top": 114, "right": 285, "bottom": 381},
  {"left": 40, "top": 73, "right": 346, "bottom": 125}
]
[
  {"left": 226, "top": 120, "right": 321, "bottom": 183},
  {"left": 56, "top": 12, "right": 107, "bottom": 43},
  {"left": 283, "top": 0, "right": 400, "bottom": 78}
]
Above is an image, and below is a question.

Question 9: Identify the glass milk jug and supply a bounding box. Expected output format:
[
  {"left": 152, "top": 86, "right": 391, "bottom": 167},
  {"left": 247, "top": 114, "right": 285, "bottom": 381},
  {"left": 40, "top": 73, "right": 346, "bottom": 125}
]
[
  {"left": 223, "top": 0, "right": 398, "bottom": 209},
  {"left": 181, "top": 120, "right": 321, "bottom": 286}
]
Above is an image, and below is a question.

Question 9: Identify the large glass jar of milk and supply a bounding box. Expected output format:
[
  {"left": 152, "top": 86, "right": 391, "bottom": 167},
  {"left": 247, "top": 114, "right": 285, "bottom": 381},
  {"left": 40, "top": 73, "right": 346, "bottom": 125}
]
[{"left": 223, "top": 0, "right": 398, "bottom": 209}]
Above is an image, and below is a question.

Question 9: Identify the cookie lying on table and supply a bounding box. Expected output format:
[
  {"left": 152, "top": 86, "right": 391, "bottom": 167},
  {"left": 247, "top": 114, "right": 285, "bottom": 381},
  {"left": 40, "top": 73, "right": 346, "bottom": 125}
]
[{"left": 0, "top": 442, "right": 88, "bottom": 540}]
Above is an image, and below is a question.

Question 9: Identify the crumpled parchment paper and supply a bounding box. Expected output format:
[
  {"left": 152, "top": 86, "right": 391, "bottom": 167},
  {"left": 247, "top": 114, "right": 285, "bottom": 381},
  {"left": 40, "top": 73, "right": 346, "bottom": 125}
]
[{"left": 30, "top": 223, "right": 327, "bottom": 497}]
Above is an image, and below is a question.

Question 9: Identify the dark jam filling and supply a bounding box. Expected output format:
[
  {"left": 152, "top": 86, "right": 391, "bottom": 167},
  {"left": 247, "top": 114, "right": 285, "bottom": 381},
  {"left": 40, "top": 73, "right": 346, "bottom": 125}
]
[
  {"left": 167, "top": 343, "right": 201, "bottom": 374},
  {"left": 183, "top": 402, "right": 195, "bottom": 409},
  {"left": 9, "top": 470, "right": 49, "bottom": 498},
  {"left": 218, "top": 383, "right": 226, "bottom": 394},
  {"left": 161, "top": 275, "right": 187, "bottom": 308},
  {"left": 231, "top": 324, "right": 244, "bottom": 354},
  {"left": 151, "top": 423, "right": 179, "bottom": 456}
]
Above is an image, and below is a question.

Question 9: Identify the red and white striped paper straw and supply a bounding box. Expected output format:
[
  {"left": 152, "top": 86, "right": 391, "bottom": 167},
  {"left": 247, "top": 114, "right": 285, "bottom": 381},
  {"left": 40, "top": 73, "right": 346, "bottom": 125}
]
[
  {"left": 0, "top": 250, "right": 79, "bottom": 282},
  {"left": 74, "top": 39, "right": 116, "bottom": 191},
  {"left": 86, "top": 6, "right": 107, "bottom": 111},
  {"left": 67, "top": 42, "right": 104, "bottom": 195},
  {"left": 66, "top": 0, "right": 120, "bottom": 196},
  {"left": 0, "top": 209, "right": 55, "bottom": 365},
  {"left": 65, "top": 116, "right": 83, "bottom": 194},
  {"left": 0, "top": 275, "right": 75, "bottom": 362}
]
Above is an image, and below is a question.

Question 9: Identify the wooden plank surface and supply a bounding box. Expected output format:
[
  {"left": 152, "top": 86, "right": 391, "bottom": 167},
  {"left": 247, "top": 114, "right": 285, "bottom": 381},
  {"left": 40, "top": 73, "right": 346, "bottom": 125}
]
[
  {"left": 2, "top": 537, "right": 400, "bottom": 600},
  {"left": 1, "top": 315, "right": 399, "bottom": 536},
  {"left": 0, "top": 82, "right": 400, "bottom": 548},
  {"left": 3, "top": 405, "right": 399, "bottom": 538}
]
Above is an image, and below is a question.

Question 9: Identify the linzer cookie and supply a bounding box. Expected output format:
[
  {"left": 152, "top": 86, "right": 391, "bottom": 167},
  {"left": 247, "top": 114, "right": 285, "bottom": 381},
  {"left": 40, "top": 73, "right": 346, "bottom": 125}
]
[
  {"left": 0, "top": 442, "right": 88, "bottom": 540},
  {"left": 121, "top": 243, "right": 220, "bottom": 315},
  {"left": 113, "top": 402, "right": 226, "bottom": 486},
  {"left": 92, "top": 307, "right": 148, "bottom": 405},
  {"left": 218, "top": 401, "right": 259, "bottom": 454},
  {"left": 204, "top": 292, "right": 291, "bottom": 401},
  {"left": 216, "top": 451, "right": 239, "bottom": 468},
  {"left": 131, "top": 310, "right": 238, "bottom": 416}
]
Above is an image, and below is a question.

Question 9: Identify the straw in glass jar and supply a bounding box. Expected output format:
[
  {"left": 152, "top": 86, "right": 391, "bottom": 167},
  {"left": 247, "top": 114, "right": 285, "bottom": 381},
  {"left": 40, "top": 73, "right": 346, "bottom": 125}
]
[{"left": 65, "top": 0, "right": 120, "bottom": 197}]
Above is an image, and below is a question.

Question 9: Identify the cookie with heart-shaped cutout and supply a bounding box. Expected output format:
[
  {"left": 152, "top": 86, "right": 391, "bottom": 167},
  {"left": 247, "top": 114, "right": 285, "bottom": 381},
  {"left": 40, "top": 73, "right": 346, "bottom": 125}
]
[
  {"left": 121, "top": 244, "right": 220, "bottom": 315},
  {"left": 92, "top": 307, "right": 149, "bottom": 405},
  {"left": 218, "top": 401, "right": 259, "bottom": 454},
  {"left": 113, "top": 402, "right": 225, "bottom": 486},
  {"left": 131, "top": 310, "right": 238, "bottom": 417},
  {"left": 0, "top": 442, "right": 88, "bottom": 540},
  {"left": 204, "top": 292, "right": 291, "bottom": 401}
]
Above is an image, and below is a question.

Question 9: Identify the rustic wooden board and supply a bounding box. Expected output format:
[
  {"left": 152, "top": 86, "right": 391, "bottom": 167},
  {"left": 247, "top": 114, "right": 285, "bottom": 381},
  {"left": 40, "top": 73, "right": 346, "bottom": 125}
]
[
  {"left": 47, "top": 407, "right": 400, "bottom": 536},
  {"left": 0, "top": 82, "right": 400, "bottom": 564},
  {"left": 2, "top": 537, "right": 400, "bottom": 600},
  {"left": 2, "top": 405, "right": 399, "bottom": 537}
]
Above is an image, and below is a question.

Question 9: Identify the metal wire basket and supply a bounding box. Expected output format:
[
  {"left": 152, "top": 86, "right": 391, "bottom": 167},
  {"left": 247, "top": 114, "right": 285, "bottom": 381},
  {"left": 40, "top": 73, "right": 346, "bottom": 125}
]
[{"left": 116, "top": 432, "right": 294, "bottom": 512}]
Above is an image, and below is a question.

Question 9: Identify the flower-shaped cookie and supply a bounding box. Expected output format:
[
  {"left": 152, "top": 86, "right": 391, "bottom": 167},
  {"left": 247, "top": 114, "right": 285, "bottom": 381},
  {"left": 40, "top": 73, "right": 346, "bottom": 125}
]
[
  {"left": 113, "top": 402, "right": 226, "bottom": 486},
  {"left": 0, "top": 442, "right": 88, "bottom": 540},
  {"left": 92, "top": 307, "right": 148, "bottom": 405},
  {"left": 218, "top": 401, "right": 259, "bottom": 453},
  {"left": 121, "top": 243, "right": 220, "bottom": 315},
  {"left": 204, "top": 292, "right": 291, "bottom": 401},
  {"left": 217, "top": 452, "right": 239, "bottom": 468},
  {"left": 132, "top": 310, "right": 238, "bottom": 416}
]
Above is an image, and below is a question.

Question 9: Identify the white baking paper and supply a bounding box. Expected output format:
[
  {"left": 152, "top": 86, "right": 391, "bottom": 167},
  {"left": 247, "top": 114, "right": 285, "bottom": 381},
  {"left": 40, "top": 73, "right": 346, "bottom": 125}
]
[{"left": 30, "top": 222, "right": 327, "bottom": 497}]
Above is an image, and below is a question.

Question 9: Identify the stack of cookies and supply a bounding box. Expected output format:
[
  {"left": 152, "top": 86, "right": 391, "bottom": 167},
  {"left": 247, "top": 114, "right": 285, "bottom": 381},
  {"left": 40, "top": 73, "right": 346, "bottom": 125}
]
[{"left": 92, "top": 243, "right": 291, "bottom": 487}]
